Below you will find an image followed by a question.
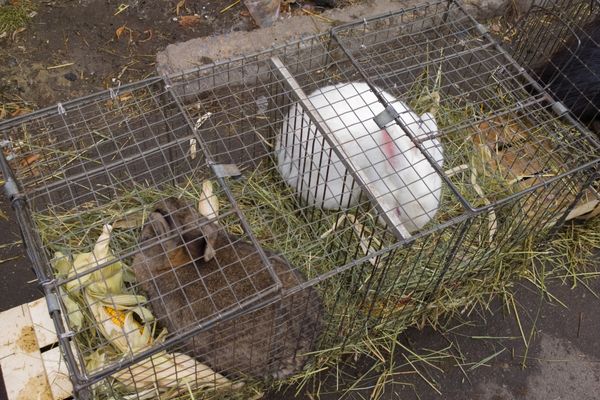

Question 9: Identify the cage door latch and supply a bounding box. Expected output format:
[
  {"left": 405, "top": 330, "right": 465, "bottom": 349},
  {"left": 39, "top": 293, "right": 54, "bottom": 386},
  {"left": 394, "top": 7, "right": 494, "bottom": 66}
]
[
  {"left": 373, "top": 105, "right": 399, "bottom": 129},
  {"left": 211, "top": 163, "right": 241, "bottom": 178}
]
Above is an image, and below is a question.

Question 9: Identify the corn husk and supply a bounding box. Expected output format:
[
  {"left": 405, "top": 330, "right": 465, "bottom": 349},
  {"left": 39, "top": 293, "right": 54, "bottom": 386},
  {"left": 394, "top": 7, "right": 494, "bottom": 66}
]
[
  {"left": 52, "top": 222, "right": 234, "bottom": 394},
  {"left": 52, "top": 225, "right": 125, "bottom": 294},
  {"left": 86, "top": 297, "right": 154, "bottom": 354},
  {"left": 113, "top": 351, "right": 234, "bottom": 391},
  {"left": 59, "top": 289, "right": 84, "bottom": 329}
]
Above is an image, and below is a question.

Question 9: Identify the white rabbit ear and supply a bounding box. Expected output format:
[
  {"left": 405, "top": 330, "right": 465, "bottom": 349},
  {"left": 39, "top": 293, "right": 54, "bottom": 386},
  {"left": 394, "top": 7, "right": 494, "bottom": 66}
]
[
  {"left": 198, "top": 180, "right": 219, "bottom": 219},
  {"left": 419, "top": 112, "right": 438, "bottom": 137}
]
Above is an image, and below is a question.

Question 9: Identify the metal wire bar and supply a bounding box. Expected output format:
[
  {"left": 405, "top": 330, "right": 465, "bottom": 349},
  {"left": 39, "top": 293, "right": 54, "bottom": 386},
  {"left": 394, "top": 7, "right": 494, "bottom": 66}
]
[{"left": 1, "top": 1, "right": 599, "bottom": 397}]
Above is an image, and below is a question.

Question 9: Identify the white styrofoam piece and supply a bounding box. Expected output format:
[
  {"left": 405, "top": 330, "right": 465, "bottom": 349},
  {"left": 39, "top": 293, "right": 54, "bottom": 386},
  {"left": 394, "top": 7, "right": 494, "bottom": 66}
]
[
  {"left": 0, "top": 303, "right": 54, "bottom": 399},
  {"left": 0, "top": 304, "right": 32, "bottom": 359},
  {"left": 41, "top": 346, "right": 73, "bottom": 400},
  {"left": 28, "top": 297, "right": 58, "bottom": 349}
]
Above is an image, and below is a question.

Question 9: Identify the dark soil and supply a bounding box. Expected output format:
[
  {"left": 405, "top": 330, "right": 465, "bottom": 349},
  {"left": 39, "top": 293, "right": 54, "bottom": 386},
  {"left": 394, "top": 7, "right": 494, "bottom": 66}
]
[
  {"left": 0, "top": 195, "right": 40, "bottom": 311},
  {"left": 0, "top": 0, "right": 255, "bottom": 110},
  {"left": 0, "top": 0, "right": 350, "bottom": 111}
]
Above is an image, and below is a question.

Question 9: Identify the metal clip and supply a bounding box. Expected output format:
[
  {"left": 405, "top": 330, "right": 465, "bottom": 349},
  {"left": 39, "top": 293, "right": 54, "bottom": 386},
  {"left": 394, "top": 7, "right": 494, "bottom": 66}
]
[
  {"left": 45, "top": 292, "right": 61, "bottom": 313},
  {"left": 373, "top": 104, "right": 399, "bottom": 129},
  {"left": 57, "top": 103, "right": 67, "bottom": 116},
  {"left": 109, "top": 81, "right": 121, "bottom": 100},
  {"left": 475, "top": 23, "right": 488, "bottom": 35},
  {"left": 552, "top": 101, "right": 568, "bottom": 115},
  {"left": 211, "top": 163, "right": 241, "bottom": 178},
  {"left": 59, "top": 331, "right": 76, "bottom": 340},
  {"left": 3, "top": 177, "right": 19, "bottom": 198}
]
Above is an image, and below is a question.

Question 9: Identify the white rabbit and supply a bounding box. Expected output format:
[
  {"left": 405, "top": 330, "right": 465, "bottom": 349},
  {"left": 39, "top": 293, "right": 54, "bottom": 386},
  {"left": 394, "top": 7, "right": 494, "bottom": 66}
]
[{"left": 275, "top": 81, "right": 444, "bottom": 235}]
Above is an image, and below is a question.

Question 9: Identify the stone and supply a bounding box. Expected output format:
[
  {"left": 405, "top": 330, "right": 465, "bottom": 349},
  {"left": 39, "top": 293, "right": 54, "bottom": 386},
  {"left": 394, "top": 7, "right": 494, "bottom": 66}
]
[
  {"left": 157, "top": 0, "right": 515, "bottom": 78},
  {"left": 63, "top": 72, "right": 77, "bottom": 82}
]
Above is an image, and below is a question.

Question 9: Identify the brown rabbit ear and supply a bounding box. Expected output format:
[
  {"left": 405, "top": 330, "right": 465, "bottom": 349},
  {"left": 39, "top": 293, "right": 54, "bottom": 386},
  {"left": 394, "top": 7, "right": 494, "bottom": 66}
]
[
  {"left": 180, "top": 208, "right": 218, "bottom": 262},
  {"left": 199, "top": 221, "right": 219, "bottom": 262},
  {"left": 155, "top": 197, "right": 185, "bottom": 220},
  {"left": 142, "top": 212, "right": 170, "bottom": 240}
]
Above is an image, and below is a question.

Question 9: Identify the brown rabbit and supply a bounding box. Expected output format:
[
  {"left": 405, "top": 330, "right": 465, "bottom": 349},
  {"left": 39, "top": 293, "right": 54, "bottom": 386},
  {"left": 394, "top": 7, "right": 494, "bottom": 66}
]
[{"left": 132, "top": 197, "right": 322, "bottom": 380}]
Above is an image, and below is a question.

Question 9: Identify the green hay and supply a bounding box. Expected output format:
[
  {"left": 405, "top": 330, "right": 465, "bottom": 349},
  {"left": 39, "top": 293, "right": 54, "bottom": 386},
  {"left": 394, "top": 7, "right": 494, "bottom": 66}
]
[{"left": 0, "top": 1, "right": 34, "bottom": 35}]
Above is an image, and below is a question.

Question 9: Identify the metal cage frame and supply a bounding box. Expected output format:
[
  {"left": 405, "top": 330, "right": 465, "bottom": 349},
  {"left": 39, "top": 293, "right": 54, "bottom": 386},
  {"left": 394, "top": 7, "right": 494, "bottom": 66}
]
[
  {"left": 1, "top": 1, "right": 599, "bottom": 398},
  {"left": 507, "top": 0, "right": 600, "bottom": 131}
]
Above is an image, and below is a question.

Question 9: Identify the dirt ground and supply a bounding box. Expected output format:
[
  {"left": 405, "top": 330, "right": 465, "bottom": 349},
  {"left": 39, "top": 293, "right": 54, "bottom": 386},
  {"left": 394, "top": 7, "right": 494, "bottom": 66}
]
[
  {"left": 0, "top": 1, "right": 599, "bottom": 400},
  {"left": 0, "top": 0, "right": 257, "bottom": 112},
  {"left": 0, "top": 0, "right": 351, "bottom": 112}
]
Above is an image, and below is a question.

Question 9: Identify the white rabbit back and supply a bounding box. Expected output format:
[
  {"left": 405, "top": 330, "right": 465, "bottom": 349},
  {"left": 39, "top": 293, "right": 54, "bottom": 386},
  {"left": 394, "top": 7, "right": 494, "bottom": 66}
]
[
  {"left": 275, "top": 81, "right": 444, "bottom": 234},
  {"left": 276, "top": 100, "right": 359, "bottom": 209},
  {"left": 276, "top": 82, "right": 383, "bottom": 209}
]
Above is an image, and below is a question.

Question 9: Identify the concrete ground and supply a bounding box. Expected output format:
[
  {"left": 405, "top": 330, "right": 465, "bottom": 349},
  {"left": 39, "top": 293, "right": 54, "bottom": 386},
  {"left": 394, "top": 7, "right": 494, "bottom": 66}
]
[
  {"left": 330, "top": 274, "right": 600, "bottom": 400},
  {"left": 0, "top": 0, "right": 599, "bottom": 399}
]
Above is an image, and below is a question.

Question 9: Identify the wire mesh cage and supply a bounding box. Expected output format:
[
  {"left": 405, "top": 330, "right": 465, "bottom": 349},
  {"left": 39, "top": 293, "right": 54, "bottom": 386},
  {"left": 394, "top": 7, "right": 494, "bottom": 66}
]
[
  {"left": 1, "top": 1, "right": 600, "bottom": 399},
  {"left": 507, "top": 0, "right": 600, "bottom": 132}
]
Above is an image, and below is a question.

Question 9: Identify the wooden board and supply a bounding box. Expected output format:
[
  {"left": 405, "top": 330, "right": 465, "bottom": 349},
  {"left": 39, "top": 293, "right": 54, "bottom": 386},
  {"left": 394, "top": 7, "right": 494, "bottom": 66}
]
[
  {"left": 28, "top": 298, "right": 58, "bottom": 349},
  {"left": 42, "top": 347, "right": 73, "bottom": 400}
]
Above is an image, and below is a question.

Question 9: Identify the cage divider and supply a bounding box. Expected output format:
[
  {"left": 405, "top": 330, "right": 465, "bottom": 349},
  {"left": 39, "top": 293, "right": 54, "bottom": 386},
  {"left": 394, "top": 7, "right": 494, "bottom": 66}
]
[
  {"left": 269, "top": 55, "right": 416, "bottom": 242},
  {"left": 162, "top": 73, "right": 284, "bottom": 294}
]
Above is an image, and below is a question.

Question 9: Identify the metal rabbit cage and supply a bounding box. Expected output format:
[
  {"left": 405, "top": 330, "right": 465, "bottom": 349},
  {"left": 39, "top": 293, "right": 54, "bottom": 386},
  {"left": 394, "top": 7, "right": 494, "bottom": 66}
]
[{"left": 1, "top": 1, "right": 599, "bottom": 398}]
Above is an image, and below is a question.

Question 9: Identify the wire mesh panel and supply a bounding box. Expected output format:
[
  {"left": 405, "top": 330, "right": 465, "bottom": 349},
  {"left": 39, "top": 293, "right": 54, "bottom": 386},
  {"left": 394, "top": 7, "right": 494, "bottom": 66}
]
[
  {"left": 1, "top": 1, "right": 600, "bottom": 399},
  {"left": 507, "top": 0, "right": 600, "bottom": 132},
  {"left": 0, "top": 79, "right": 320, "bottom": 397},
  {"left": 164, "top": 0, "right": 600, "bottom": 387}
]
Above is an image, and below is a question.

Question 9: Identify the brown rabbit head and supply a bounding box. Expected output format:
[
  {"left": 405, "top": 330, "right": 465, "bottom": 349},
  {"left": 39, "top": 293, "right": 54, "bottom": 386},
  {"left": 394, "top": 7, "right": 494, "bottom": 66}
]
[
  {"left": 140, "top": 197, "right": 219, "bottom": 271},
  {"left": 133, "top": 196, "right": 324, "bottom": 381}
]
